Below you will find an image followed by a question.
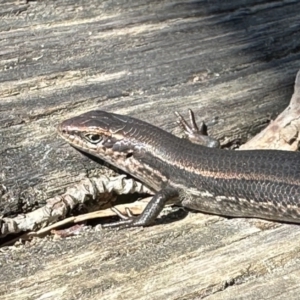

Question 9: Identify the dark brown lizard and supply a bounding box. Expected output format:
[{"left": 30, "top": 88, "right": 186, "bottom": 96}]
[{"left": 58, "top": 110, "right": 300, "bottom": 227}]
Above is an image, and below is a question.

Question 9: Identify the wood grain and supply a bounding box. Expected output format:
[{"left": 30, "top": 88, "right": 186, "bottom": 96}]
[{"left": 1, "top": 0, "right": 300, "bottom": 299}]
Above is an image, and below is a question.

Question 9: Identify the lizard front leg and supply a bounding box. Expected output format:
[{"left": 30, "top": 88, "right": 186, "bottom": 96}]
[{"left": 103, "top": 187, "right": 178, "bottom": 228}]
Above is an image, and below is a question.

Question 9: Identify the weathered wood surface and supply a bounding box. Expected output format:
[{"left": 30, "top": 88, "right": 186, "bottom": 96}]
[{"left": 1, "top": 0, "right": 300, "bottom": 299}]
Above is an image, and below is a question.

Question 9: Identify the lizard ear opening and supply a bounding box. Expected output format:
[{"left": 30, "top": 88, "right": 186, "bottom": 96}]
[{"left": 84, "top": 134, "right": 102, "bottom": 144}]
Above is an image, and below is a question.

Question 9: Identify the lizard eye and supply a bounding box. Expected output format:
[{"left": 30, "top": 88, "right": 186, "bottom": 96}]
[{"left": 84, "top": 134, "right": 102, "bottom": 144}]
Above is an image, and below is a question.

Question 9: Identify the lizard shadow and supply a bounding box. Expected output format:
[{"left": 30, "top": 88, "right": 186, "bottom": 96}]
[{"left": 154, "top": 206, "right": 189, "bottom": 225}]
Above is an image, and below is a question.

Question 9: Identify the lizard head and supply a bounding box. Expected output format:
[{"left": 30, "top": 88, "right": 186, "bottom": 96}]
[
  {"left": 57, "top": 110, "right": 172, "bottom": 191},
  {"left": 57, "top": 110, "right": 138, "bottom": 156}
]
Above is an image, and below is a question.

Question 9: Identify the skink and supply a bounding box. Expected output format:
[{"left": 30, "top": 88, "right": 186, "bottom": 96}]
[{"left": 58, "top": 110, "right": 300, "bottom": 227}]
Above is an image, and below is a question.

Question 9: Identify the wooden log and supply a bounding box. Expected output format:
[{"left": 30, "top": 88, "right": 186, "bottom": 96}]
[{"left": 1, "top": 0, "right": 300, "bottom": 299}]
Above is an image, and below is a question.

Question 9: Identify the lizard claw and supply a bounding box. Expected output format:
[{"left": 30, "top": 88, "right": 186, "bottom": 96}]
[
  {"left": 102, "top": 207, "right": 139, "bottom": 228},
  {"left": 110, "top": 207, "right": 135, "bottom": 220},
  {"left": 175, "top": 109, "right": 220, "bottom": 148}
]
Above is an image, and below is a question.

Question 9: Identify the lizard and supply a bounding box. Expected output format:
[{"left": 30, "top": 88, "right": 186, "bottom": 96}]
[{"left": 57, "top": 109, "right": 300, "bottom": 228}]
